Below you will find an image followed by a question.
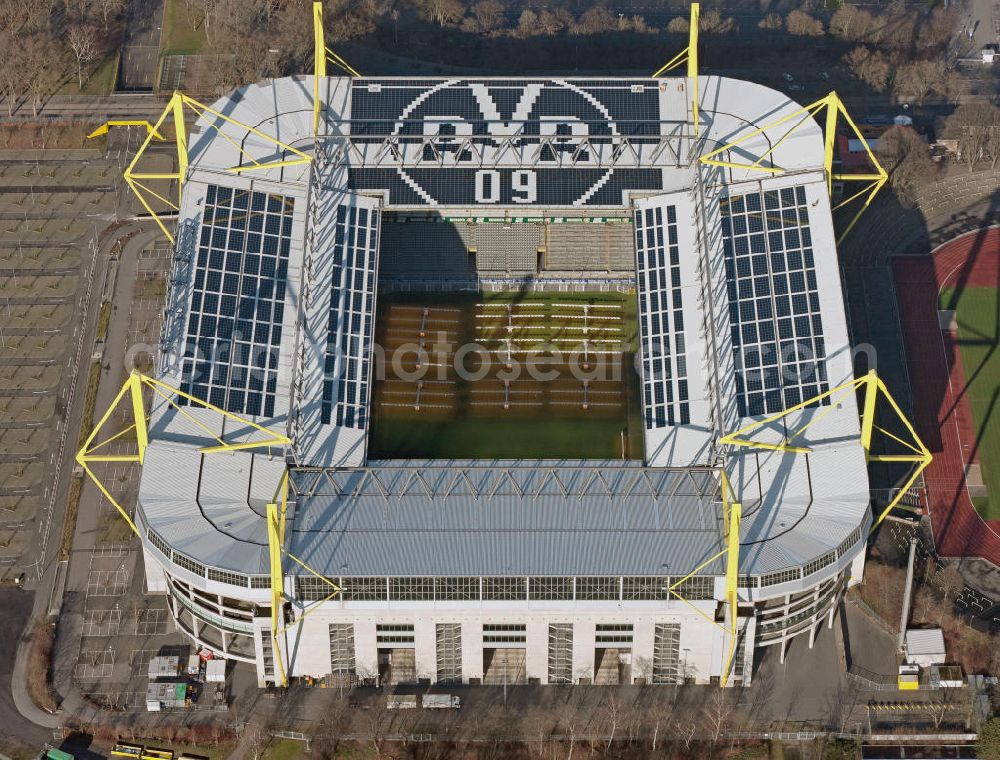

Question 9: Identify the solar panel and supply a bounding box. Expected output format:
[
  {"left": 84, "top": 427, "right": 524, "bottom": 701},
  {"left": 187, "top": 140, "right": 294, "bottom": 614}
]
[
  {"left": 179, "top": 184, "right": 293, "bottom": 418},
  {"left": 721, "top": 185, "right": 828, "bottom": 417},
  {"left": 321, "top": 203, "right": 380, "bottom": 428},
  {"left": 634, "top": 203, "right": 689, "bottom": 428},
  {"left": 345, "top": 79, "right": 666, "bottom": 207},
  {"left": 348, "top": 168, "right": 663, "bottom": 207}
]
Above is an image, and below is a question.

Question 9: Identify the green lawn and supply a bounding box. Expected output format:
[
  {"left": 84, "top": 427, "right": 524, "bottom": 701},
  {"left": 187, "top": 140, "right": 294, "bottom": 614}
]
[
  {"left": 262, "top": 740, "right": 307, "bottom": 760},
  {"left": 161, "top": 0, "right": 207, "bottom": 55},
  {"left": 57, "top": 53, "right": 119, "bottom": 96},
  {"left": 369, "top": 418, "right": 629, "bottom": 459},
  {"left": 940, "top": 286, "right": 1000, "bottom": 520},
  {"left": 370, "top": 291, "right": 642, "bottom": 460}
]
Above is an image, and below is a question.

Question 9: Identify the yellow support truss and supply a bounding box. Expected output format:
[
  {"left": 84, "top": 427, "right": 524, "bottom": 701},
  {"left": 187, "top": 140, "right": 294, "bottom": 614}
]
[
  {"left": 720, "top": 369, "right": 932, "bottom": 531},
  {"left": 698, "top": 91, "right": 888, "bottom": 244},
  {"left": 313, "top": 1, "right": 326, "bottom": 136},
  {"left": 77, "top": 370, "right": 340, "bottom": 687},
  {"left": 75, "top": 370, "right": 291, "bottom": 538},
  {"left": 666, "top": 466, "right": 742, "bottom": 686},
  {"left": 124, "top": 91, "right": 313, "bottom": 243},
  {"left": 265, "top": 468, "right": 343, "bottom": 687},
  {"left": 652, "top": 3, "right": 699, "bottom": 137},
  {"left": 88, "top": 120, "right": 165, "bottom": 140},
  {"left": 312, "top": 1, "right": 362, "bottom": 137}
]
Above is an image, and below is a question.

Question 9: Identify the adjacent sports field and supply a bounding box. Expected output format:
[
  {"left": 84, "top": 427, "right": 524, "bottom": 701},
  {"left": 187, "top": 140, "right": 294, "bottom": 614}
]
[
  {"left": 368, "top": 291, "right": 643, "bottom": 460},
  {"left": 939, "top": 285, "right": 1000, "bottom": 521}
]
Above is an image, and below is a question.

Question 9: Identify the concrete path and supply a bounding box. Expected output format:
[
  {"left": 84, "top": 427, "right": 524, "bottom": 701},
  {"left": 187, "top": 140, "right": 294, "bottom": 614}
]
[{"left": 10, "top": 221, "right": 163, "bottom": 732}]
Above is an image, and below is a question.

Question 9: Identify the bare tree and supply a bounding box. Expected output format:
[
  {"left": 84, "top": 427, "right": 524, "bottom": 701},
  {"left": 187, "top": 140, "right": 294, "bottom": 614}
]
[
  {"left": 572, "top": 6, "right": 616, "bottom": 35},
  {"left": 829, "top": 5, "right": 875, "bottom": 42},
  {"left": 701, "top": 689, "right": 734, "bottom": 746},
  {"left": 917, "top": 7, "right": 958, "bottom": 51},
  {"left": 184, "top": 0, "right": 217, "bottom": 38},
  {"left": 515, "top": 8, "right": 538, "bottom": 37},
  {"left": 95, "top": 0, "right": 125, "bottom": 30},
  {"left": 67, "top": 24, "right": 99, "bottom": 89},
  {"left": 676, "top": 715, "right": 698, "bottom": 753},
  {"left": 468, "top": 0, "right": 505, "bottom": 36},
  {"left": 414, "top": 0, "right": 465, "bottom": 28},
  {"left": 0, "top": 32, "right": 21, "bottom": 115},
  {"left": 557, "top": 702, "right": 580, "bottom": 760},
  {"left": 893, "top": 59, "right": 950, "bottom": 105},
  {"left": 876, "top": 126, "right": 935, "bottom": 206},
  {"left": 920, "top": 690, "right": 957, "bottom": 729},
  {"left": 24, "top": 34, "right": 63, "bottom": 117},
  {"left": 602, "top": 692, "right": 622, "bottom": 751},
  {"left": 843, "top": 46, "right": 891, "bottom": 93},
  {"left": 245, "top": 724, "right": 270, "bottom": 760},
  {"left": 758, "top": 13, "right": 783, "bottom": 33},
  {"left": 537, "top": 9, "right": 571, "bottom": 36},
  {"left": 700, "top": 8, "right": 738, "bottom": 34},
  {"left": 666, "top": 16, "right": 689, "bottom": 34},
  {"left": 945, "top": 102, "right": 1000, "bottom": 171},
  {"left": 786, "top": 9, "right": 824, "bottom": 36},
  {"left": 648, "top": 697, "right": 674, "bottom": 752},
  {"left": 931, "top": 564, "right": 965, "bottom": 604}
]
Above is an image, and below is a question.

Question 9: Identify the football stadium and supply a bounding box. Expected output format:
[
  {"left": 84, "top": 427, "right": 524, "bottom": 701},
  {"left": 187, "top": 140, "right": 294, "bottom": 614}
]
[{"left": 78, "top": 6, "right": 931, "bottom": 689}]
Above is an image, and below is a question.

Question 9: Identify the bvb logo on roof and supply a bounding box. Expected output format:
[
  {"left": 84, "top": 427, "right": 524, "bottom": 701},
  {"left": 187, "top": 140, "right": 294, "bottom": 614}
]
[{"left": 389, "top": 79, "right": 624, "bottom": 206}]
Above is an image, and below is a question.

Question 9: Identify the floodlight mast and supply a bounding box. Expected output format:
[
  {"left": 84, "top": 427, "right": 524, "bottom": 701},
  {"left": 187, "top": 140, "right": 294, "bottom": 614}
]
[
  {"left": 312, "top": 1, "right": 362, "bottom": 136},
  {"left": 121, "top": 92, "right": 313, "bottom": 242},
  {"left": 698, "top": 91, "right": 889, "bottom": 244},
  {"left": 76, "top": 371, "right": 340, "bottom": 687},
  {"left": 652, "top": 3, "right": 699, "bottom": 137}
]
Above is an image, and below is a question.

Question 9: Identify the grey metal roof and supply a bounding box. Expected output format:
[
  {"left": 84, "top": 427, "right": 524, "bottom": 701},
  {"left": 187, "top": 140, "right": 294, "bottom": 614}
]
[
  {"left": 288, "top": 461, "right": 725, "bottom": 577},
  {"left": 134, "top": 74, "right": 872, "bottom": 586}
]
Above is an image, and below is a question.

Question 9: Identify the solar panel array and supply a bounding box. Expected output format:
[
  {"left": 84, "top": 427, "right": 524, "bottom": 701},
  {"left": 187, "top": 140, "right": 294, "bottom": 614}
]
[
  {"left": 321, "top": 203, "right": 380, "bottom": 428},
  {"left": 345, "top": 79, "right": 667, "bottom": 206},
  {"left": 348, "top": 167, "right": 663, "bottom": 207},
  {"left": 349, "top": 79, "right": 662, "bottom": 139},
  {"left": 634, "top": 204, "right": 689, "bottom": 428},
  {"left": 180, "top": 184, "right": 293, "bottom": 417},
  {"left": 721, "top": 185, "right": 828, "bottom": 417}
]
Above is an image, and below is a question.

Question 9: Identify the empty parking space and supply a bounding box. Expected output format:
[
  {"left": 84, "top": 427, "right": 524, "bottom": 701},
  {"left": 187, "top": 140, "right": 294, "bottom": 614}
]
[{"left": 82, "top": 608, "right": 121, "bottom": 637}]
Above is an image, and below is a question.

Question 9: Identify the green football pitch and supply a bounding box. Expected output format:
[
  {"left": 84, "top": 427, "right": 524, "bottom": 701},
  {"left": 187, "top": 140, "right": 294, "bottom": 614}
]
[
  {"left": 368, "top": 291, "right": 643, "bottom": 460},
  {"left": 940, "top": 286, "right": 1000, "bottom": 521}
]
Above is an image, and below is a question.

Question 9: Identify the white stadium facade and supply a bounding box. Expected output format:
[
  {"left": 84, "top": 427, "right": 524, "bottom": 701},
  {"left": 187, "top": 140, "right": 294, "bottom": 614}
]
[{"left": 131, "top": 73, "right": 872, "bottom": 688}]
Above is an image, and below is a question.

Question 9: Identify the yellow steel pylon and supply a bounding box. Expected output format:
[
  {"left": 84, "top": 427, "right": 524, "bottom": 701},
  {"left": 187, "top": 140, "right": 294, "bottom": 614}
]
[
  {"left": 652, "top": 3, "right": 699, "bottom": 137},
  {"left": 123, "top": 91, "right": 313, "bottom": 243},
  {"left": 720, "top": 369, "right": 932, "bottom": 531},
  {"left": 312, "top": 1, "right": 362, "bottom": 137},
  {"left": 265, "top": 468, "right": 344, "bottom": 687},
  {"left": 78, "top": 370, "right": 339, "bottom": 687},
  {"left": 666, "top": 466, "right": 742, "bottom": 686},
  {"left": 75, "top": 371, "right": 292, "bottom": 535},
  {"left": 87, "top": 120, "right": 165, "bottom": 140},
  {"left": 699, "top": 91, "right": 888, "bottom": 244}
]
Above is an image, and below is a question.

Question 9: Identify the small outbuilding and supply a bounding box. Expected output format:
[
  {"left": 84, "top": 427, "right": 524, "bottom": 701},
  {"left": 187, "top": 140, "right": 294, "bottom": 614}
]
[
  {"left": 205, "top": 659, "right": 226, "bottom": 683},
  {"left": 145, "top": 682, "right": 188, "bottom": 712},
  {"left": 147, "top": 655, "right": 181, "bottom": 680},
  {"left": 904, "top": 628, "right": 946, "bottom": 668}
]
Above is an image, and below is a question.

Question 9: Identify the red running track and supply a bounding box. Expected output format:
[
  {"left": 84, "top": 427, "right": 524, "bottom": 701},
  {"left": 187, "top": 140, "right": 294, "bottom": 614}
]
[{"left": 893, "top": 227, "right": 1000, "bottom": 566}]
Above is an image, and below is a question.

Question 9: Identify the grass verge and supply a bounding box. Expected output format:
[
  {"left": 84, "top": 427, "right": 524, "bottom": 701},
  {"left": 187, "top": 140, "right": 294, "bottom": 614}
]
[
  {"left": 26, "top": 621, "right": 58, "bottom": 713},
  {"left": 59, "top": 359, "right": 103, "bottom": 560},
  {"left": 161, "top": 0, "right": 207, "bottom": 55},
  {"left": 96, "top": 300, "right": 112, "bottom": 341}
]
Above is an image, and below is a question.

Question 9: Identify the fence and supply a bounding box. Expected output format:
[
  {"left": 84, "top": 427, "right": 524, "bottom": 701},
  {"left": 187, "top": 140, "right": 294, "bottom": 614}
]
[{"left": 380, "top": 276, "right": 634, "bottom": 294}]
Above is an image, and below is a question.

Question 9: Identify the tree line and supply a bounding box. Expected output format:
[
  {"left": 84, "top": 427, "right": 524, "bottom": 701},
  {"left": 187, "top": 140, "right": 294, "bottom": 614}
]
[{"left": 0, "top": 0, "right": 127, "bottom": 116}]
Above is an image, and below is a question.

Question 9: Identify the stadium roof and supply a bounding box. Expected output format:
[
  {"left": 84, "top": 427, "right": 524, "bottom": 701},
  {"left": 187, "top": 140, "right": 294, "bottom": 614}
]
[{"left": 137, "top": 74, "right": 871, "bottom": 587}]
